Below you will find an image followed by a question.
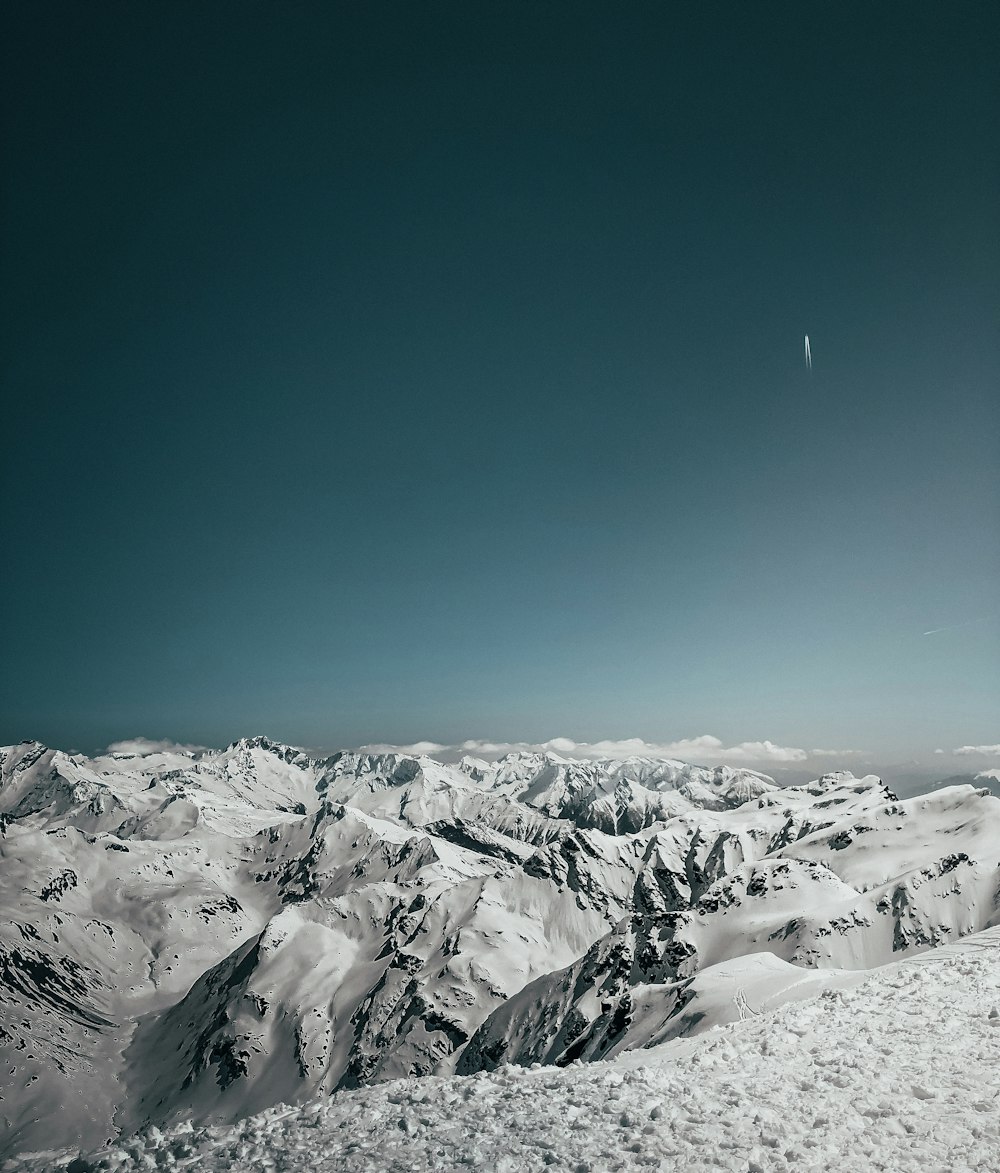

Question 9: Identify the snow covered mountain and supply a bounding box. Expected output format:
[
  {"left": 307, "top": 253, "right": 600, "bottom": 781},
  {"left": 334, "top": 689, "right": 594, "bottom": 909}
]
[
  {"left": 3, "top": 738, "right": 999, "bottom": 1164},
  {"left": 16, "top": 927, "right": 1000, "bottom": 1172}
]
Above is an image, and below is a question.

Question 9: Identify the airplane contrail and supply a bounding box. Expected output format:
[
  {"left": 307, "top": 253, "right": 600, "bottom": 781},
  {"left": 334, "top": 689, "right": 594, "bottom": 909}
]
[
  {"left": 923, "top": 618, "right": 989, "bottom": 636},
  {"left": 804, "top": 334, "right": 812, "bottom": 371}
]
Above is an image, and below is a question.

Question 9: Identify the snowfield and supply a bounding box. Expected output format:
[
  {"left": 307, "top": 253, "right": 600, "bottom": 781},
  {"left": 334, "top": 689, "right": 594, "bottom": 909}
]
[
  {"left": 12, "top": 928, "right": 1000, "bottom": 1172},
  {"left": 3, "top": 737, "right": 1000, "bottom": 1168}
]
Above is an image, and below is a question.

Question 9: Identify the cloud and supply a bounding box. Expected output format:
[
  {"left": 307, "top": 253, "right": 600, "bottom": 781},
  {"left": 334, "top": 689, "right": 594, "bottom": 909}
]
[
  {"left": 975, "top": 769, "right": 1000, "bottom": 783},
  {"left": 432, "top": 734, "right": 810, "bottom": 765},
  {"left": 934, "top": 748, "right": 945, "bottom": 755},
  {"left": 954, "top": 744, "right": 1000, "bottom": 757},
  {"left": 548, "top": 737, "right": 662, "bottom": 759},
  {"left": 105, "top": 737, "right": 207, "bottom": 757},
  {"left": 356, "top": 734, "right": 875, "bottom": 767},
  {"left": 460, "top": 740, "right": 521, "bottom": 755},
  {"left": 545, "top": 737, "right": 582, "bottom": 754},
  {"left": 715, "top": 740, "right": 809, "bottom": 763},
  {"left": 399, "top": 741, "right": 448, "bottom": 755},
  {"left": 602, "top": 735, "right": 810, "bottom": 764},
  {"left": 356, "top": 740, "right": 449, "bottom": 757}
]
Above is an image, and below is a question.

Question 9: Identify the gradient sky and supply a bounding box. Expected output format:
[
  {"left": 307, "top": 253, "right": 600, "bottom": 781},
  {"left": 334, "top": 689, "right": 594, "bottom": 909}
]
[{"left": 2, "top": 3, "right": 997, "bottom": 768}]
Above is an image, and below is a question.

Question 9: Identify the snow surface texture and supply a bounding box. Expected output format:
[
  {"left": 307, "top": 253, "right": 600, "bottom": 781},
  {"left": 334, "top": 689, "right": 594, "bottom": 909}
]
[
  {"left": 3, "top": 737, "right": 1000, "bottom": 1166},
  {"left": 13, "top": 930, "right": 1000, "bottom": 1171}
]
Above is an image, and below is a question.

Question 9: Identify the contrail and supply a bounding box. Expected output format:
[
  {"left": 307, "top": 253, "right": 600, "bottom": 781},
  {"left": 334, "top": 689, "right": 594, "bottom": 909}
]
[
  {"left": 804, "top": 334, "right": 812, "bottom": 371},
  {"left": 923, "top": 618, "right": 989, "bottom": 636}
]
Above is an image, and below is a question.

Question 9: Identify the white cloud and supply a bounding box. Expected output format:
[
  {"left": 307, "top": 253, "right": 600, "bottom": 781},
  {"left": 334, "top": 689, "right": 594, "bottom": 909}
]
[
  {"left": 620, "top": 735, "right": 808, "bottom": 764},
  {"left": 443, "top": 734, "right": 809, "bottom": 765},
  {"left": 460, "top": 740, "right": 526, "bottom": 755},
  {"left": 401, "top": 741, "right": 449, "bottom": 755},
  {"left": 544, "top": 737, "right": 582, "bottom": 754},
  {"left": 357, "top": 740, "right": 449, "bottom": 756},
  {"left": 975, "top": 769, "right": 1000, "bottom": 782},
  {"left": 354, "top": 734, "right": 841, "bottom": 767},
  {"left": 718, "top": 740, "right": 809, "bottom": 763},
  {"left": 105, "top": 737, "right": 207, "bottom": 757},
  {"left": 954, "top": 744, "right": 1000, "bottom": 756},
  {"left": 934, "top": 748, "right": 945, "bottom": 755}
]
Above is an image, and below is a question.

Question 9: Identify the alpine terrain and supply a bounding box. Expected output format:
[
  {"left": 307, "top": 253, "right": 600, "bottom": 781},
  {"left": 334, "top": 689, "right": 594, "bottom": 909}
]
[{"left": 3, "top": 736, "right": 1000, "bottom": 1169}]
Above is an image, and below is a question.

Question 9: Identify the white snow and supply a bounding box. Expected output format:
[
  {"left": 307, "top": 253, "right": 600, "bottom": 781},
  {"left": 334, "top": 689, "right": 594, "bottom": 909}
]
[{"left": 14, "top": 928, "right": 1000, "bottom": 1172}]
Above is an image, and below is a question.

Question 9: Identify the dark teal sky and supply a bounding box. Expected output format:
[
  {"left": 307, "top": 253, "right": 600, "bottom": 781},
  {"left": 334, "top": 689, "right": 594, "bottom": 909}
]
[{"left": 2, "top": 2, "right": 997, "bottom": 765}]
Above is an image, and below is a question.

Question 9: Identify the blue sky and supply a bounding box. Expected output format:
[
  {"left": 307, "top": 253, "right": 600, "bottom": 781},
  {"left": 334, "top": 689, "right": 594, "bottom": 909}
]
[{"left": 1, "top": 3, "right": 996, "bottom": 770}]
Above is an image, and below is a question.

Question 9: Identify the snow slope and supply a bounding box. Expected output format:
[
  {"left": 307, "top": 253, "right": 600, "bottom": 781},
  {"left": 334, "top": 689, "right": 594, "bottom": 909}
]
[{"left": 14, "top": 927, "right": 1000, "bottom": 1172}]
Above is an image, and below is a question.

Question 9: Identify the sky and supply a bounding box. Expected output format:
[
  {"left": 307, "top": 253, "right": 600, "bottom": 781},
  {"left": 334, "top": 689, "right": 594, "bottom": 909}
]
[{"left": 1, "top": 2, "right": 997, "bottom": 775}]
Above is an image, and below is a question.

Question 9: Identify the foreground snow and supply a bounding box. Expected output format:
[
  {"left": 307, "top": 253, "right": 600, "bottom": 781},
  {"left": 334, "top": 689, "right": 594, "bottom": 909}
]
[{"left": 18, "top": 928, "right": 1000, "bottom": 1173}]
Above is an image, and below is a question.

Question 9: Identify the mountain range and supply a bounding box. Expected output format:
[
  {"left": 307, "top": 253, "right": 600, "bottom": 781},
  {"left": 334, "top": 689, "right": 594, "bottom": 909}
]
[{"left": 3, "top": 736, "right": 999, "bottom": 1164}]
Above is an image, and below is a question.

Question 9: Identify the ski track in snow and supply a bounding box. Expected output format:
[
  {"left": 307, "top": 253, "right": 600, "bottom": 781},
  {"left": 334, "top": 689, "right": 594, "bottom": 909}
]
[
  {"left": 16, "top": 933, "right": 1000, "bottom": 1173},
  {"left": 733, "top": 987, "right": 757, "bottom": 1021}
]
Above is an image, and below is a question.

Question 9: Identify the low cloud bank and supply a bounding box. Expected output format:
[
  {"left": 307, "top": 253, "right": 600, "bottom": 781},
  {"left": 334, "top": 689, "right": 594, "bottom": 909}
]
[
  {"left": 360, "top": 735, "right": 867, "bottom": 767},
  {"left": 104, "top": 738, "right": 207, "bottom": 757},
  {"left": 100, "top": 734, "right": 874, "bottom": 771}
]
